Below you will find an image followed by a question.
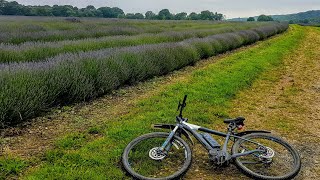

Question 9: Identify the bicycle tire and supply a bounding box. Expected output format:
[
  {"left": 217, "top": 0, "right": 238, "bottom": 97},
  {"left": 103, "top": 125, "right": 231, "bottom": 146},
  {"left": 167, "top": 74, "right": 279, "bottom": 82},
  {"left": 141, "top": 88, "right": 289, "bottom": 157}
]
[
  {"left": 232, "top": 133, "right": 301, "bottom": 180},
  {"left": 122, "top": 132, "right": 192, "bottom": 180}
]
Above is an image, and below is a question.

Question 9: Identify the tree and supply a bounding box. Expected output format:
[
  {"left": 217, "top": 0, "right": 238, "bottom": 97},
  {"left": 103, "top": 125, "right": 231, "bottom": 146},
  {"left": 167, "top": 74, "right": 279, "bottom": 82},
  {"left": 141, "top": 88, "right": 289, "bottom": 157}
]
[
  {"left": 97, "top": 7, "right": 124, "bottom": 18},
  {"left": 134, "top": 13, "right": 144, "bottom": 19},
  {"left": 125, "top": 13, "right": 144, "bottom": 19},
  {"left": 158, "top": 9, "right": 172, "bottom": 20},
  {"left": 97, "top": 7, "right": 110, "bottom": 17},
  {"left": 0, "top": 0, "right": 227, "bottom": 21},
  {"left": 257, "top": 14, "right": 274, "bottom": 21},
  {"left": 213, "top": 12, "right": 224, "bottom": 21},
  {"left": 174, "top": 12, "right": 187, "bottom": 20},
  {"left": 29, "top": 6, "right": 53, "bottom": 16},
  {"left": 86, "top": 5, "right": 96, "bottom": 11},
  {"left": 200, "top": 10, "right": 213, "bottom": 20},
  {"left": 0, "top": 0, "right": 6, "bottom": 14},
  {"left": 78, "top": 5, "right": 97, "bottom": 17},
  {"left": 52, "top": 5, "right": 76, "bottom": 17},
  {"left": 117, "top": 14, "right": 125, "bottom": 18},
  {"left": 2, "top": 1, "right": 24, "bottom": 15},
  {"left": 79, "top": 8, "right": 94, "bottom": 17},
  {"left": 111, "top": 7, "right": 124, "bottom": 17},
  {"left": 247, "top": 17, "right": 255, "bottom": 21},
  {"left": 145, "top": 11, "right": 156, "bottom": 19},
  {"left": 125, "top": 13, "right": 135, "bottom": 19},
  {"left": 0, "top": 0, "right": 6, "bottom": 6},
  {"left": 188, "top": 12, "right": 199, "bottom": 20},
  {"left": 302, "top": 19, "right": 310, "bottom": 24}
]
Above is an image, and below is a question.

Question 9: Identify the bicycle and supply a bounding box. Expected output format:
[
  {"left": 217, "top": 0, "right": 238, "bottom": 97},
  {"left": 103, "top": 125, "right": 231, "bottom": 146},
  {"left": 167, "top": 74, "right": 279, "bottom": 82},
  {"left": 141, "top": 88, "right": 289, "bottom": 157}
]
[{"left": 122, "top": 95, "right": 301, "bottom": 180}]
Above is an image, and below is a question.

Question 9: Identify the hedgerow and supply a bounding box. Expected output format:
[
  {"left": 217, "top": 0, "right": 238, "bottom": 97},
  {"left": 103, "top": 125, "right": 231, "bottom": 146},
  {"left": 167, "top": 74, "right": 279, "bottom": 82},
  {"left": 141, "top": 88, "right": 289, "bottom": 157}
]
[{"left": 0, "top": 22, "right": 288, "bottom": 125}]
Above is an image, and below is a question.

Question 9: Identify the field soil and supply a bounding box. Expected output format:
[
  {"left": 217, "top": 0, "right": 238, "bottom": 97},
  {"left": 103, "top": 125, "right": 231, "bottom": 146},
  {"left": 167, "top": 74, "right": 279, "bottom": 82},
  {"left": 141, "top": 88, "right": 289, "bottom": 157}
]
[{"left": 1, "top": 26, "right": 319, "bottom": 179}]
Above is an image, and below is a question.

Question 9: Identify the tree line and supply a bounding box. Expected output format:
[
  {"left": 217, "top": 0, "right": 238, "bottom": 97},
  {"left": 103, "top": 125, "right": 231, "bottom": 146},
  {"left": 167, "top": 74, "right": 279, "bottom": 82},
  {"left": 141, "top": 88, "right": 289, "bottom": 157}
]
[
  {"left": 247, "top": 15, "right": 274, "bottom": 22},
  {"left": 0, "top": 0, "right": 224, "bottom": 20}
]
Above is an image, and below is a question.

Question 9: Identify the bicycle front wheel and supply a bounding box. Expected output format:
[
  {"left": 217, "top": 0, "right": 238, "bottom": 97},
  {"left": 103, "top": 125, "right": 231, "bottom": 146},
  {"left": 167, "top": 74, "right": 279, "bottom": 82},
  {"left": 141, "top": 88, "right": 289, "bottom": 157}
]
[
  {"left": 232, "top": 133, "right": 301, "bottom": 180},
  {"left": 122, "top": 132, "right": 192, "bottom": 180}
]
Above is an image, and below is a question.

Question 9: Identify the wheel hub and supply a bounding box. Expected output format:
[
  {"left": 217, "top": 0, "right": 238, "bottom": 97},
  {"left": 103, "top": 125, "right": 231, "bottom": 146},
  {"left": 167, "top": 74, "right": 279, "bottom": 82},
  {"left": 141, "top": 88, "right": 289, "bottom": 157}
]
[
  {"left": 149, "top": 147, "right": 166, "bottom": 160},
  {"left": 259, "top": 146, "right": 275, "bottom": 163}
]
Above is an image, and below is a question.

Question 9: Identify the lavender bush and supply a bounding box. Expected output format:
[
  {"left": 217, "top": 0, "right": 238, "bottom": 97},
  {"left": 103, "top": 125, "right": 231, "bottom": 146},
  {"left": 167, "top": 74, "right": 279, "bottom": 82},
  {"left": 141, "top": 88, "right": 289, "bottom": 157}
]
[
  {"left": 0, "top": 18, "right": 266, "bottom": 44},
  {"left": 0, "top": 22, "right": 289, "bottom": 125},
  {"left": 0, "top": 26, "right": 259, "bottom": 63},
  {"left": 0, "top": 26, "right": 145, "bottom": 44}
]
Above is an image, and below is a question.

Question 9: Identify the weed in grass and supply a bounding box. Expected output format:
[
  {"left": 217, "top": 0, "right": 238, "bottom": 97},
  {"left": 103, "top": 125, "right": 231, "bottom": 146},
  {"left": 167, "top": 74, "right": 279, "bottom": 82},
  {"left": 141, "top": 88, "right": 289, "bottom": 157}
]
[
  {"left": 55, "top": 133, "right": 87, "bottom": 150},
  {"left": 88, "top": 127, "right": 101, "bottom": 135}
]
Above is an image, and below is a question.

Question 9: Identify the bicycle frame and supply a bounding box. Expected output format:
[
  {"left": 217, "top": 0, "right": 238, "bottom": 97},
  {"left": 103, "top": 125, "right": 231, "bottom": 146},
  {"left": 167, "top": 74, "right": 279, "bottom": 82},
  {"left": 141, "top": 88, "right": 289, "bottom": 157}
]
[
  {"left": 158, "top": 117, "right": 270, "bottom": 161},
  {"left": 123, "top": 95, "right": 301, "bottom": 180}
]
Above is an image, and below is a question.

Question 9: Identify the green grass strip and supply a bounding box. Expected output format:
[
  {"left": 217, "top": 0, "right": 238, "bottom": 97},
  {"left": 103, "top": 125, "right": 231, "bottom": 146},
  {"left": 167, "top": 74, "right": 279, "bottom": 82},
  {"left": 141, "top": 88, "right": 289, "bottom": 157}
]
[
  {"left": 21, "top": 25, "right": 305, "bottom": 179},
  {"left": 0, "top": 156, "right": 27, "bottom": 180}
]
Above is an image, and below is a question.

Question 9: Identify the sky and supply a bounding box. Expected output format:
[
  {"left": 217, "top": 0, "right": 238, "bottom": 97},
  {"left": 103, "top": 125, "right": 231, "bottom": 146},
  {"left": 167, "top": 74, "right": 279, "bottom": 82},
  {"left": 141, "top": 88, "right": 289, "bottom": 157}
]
[{"left": 12, "top": 0, "right": 320, "bottom": 18}]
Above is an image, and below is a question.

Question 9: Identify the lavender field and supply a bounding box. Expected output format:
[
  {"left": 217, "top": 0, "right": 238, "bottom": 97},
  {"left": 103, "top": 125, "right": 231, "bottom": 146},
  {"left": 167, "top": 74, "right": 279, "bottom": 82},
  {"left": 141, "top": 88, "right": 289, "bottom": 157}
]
[{"left": 0, "top": 16, "right": 289, "bottom": 125}]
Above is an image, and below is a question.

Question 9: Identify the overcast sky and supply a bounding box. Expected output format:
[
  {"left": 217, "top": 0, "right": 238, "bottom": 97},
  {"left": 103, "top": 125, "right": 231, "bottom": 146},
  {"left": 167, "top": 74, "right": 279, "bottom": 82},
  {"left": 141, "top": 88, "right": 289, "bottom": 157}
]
[{"left": 12, "top": 0, "right": 320, "bottom": 18}]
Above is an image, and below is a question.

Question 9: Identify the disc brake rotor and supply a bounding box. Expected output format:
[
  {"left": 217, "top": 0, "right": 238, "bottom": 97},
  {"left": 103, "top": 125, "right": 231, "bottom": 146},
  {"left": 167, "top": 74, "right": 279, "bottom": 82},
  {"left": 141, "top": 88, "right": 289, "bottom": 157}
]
[
  {"left": 259, "top": 146, "right": 275, "bottom": 162},
  {"left": 149, "top": 147, "right": 166, "bottom": 160}
]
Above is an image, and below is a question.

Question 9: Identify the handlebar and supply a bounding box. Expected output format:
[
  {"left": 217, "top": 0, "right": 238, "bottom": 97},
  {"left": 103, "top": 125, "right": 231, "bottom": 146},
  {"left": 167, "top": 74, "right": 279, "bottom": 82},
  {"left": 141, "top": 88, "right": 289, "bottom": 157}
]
[
  {"left": 177, "top": 95, "right": 188, "bottom": 117},
  {"left": 182, "top": 95, "right": 187, "bottom": 105}
]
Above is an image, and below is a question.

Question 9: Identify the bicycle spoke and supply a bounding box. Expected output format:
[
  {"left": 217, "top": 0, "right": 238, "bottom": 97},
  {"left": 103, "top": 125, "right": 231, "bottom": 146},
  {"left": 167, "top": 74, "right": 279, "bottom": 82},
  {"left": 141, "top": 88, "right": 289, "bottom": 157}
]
[
  {"left": 127, "top": 136, "right": 188, "bottom": 178},
  {"left": 240, "top": 161, "right": 264, "bottom": 164},
  {"left": 235, "top": 135, "right": 297, "bottom": 178}
]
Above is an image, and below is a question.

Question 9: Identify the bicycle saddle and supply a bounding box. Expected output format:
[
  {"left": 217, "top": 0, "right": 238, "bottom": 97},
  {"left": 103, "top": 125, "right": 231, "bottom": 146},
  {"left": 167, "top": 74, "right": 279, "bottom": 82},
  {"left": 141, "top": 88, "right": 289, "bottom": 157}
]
[{"left": 223, "top": 117, "right": 245, "bottom": 124}]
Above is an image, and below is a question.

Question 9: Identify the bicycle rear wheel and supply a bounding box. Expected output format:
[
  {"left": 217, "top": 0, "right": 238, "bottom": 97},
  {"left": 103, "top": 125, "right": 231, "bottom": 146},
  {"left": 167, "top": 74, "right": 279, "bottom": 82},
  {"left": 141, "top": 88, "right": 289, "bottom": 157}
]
[
  {"left": 232, "top": 133, "right": 301, "bottom": 180},
  {"left": 122, "top": 132, "right": 192, "bottom": 180}
]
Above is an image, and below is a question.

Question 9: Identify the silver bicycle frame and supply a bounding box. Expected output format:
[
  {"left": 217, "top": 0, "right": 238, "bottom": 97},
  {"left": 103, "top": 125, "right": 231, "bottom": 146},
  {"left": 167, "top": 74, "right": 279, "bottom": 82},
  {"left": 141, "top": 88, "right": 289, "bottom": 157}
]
[{"left": 160, "top": 119, "right": 265, "bottom": 160}]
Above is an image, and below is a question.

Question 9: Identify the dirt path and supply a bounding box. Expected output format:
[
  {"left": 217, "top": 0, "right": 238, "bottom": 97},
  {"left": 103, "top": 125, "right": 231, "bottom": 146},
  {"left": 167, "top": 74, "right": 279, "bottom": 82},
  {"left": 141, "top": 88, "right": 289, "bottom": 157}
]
[
  {"left": 228, "top": 27, "right": 320, "bottom": 179},
  {"left": 183, "top": 27, "right": 320, "bottom": 179}
]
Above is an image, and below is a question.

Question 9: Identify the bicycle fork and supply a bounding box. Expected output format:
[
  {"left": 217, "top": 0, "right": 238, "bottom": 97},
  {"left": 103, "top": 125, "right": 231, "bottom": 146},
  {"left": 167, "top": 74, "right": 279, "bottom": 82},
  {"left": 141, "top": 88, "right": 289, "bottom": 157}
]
[{"left": 159, "top": 125, "right": 180, "bottom": 153}]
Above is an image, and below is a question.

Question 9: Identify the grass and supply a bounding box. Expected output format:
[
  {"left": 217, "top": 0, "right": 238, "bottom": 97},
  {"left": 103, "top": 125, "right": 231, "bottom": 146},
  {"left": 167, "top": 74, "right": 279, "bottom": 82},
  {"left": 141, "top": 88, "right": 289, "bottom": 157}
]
[
  {"left": 0, "top": 23, "right": 288, "bottom": 126},
  {"left": 17, "top": 25, "right": 305, "bottom": 179},
  {"left": 226, "top": 26, "right": 320, "bottom": 179},
  {"left": 0, "top": 157, "right": 27, "bottom": 180}
]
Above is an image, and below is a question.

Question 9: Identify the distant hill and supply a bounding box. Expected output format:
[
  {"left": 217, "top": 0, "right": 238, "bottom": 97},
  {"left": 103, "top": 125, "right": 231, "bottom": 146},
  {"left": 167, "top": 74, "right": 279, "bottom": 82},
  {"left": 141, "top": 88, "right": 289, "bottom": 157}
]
[
  {"left": 228, "top": 10, "right": 320, "bottom": 23},
  {"left": 272, "top": 10, "right": 320, "bottom": 21}
]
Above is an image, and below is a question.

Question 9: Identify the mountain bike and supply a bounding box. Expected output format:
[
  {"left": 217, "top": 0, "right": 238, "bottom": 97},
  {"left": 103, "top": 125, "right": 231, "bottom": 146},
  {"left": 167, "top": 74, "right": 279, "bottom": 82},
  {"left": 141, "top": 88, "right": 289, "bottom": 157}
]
[{"left": 122, "top": 95, "right": 301, "bottom": 180}]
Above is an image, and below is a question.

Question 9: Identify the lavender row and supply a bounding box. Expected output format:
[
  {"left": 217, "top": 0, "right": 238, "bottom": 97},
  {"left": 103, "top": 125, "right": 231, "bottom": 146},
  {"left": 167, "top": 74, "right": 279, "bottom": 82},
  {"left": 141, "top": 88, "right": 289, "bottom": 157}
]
[
  {"left": 0, "top": 26, "right": 259, "bottom": 63},
  {"left": 0, "top": 22, "right": 289, "bottom": 125},
  {"left": 0, "top": 26, "right": 150, "bottom": 44},
  {"left": 0, "top": 18, "right": 256, "bottom": 44}
]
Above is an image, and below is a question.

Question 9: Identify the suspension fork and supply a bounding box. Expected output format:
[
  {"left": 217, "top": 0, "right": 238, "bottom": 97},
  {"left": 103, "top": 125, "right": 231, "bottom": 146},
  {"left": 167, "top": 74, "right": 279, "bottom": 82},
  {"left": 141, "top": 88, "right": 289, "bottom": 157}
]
[{"left": 160, "top": 125, "right": 180, "bottom": 152}]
